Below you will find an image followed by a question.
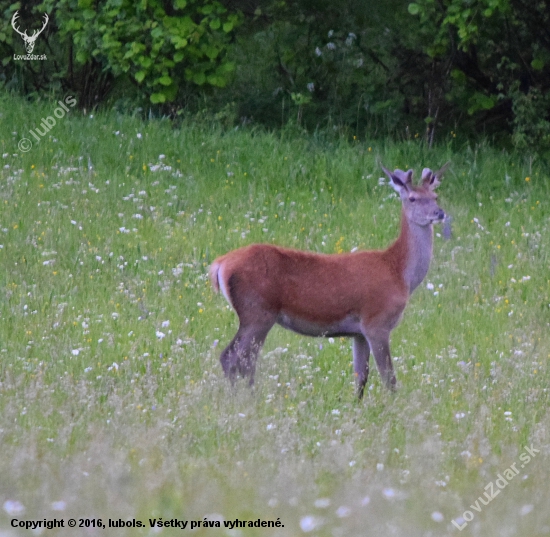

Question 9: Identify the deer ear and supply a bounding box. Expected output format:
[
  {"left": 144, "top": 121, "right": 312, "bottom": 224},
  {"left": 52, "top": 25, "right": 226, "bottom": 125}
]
[
  {"left": 381, "top": 165, "right": 393, "bottom": 180},
  {"left": 391, "top": 169, "right": 412, "bottom": 193},
  {"left": 381, "top": 166, "right": 411, "bottom": 194},
  {"left": 400, "top": 169, "right": 413, "bottom": 185},
  {"left": 421, "top": 168, "right": 433, "bottom": 184},
  {"left": 425, "top": 162, "right": 450, "bottom": 190}
]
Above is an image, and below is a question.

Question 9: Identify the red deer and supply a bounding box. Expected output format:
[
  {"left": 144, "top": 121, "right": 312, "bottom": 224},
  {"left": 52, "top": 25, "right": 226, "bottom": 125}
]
[{"left": 210, "top": 164, "right": 448, "bottom": 397}]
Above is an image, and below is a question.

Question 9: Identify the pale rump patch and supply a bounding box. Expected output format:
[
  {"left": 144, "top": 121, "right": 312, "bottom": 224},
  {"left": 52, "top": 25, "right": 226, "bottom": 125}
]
[{"left": 217, "top": 262, "right": 233, "bottom": 309}]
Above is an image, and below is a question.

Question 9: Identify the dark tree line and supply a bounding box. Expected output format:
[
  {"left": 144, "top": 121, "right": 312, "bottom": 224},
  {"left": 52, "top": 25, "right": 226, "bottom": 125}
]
[{"left": 1, "top": 0, "right": 549, "bottom": 150}]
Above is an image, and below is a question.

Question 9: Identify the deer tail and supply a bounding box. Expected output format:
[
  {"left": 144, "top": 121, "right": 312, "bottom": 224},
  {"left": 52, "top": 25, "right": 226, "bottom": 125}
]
[{"left": 209, "top": 260, "right": 221, "bottom": 293}]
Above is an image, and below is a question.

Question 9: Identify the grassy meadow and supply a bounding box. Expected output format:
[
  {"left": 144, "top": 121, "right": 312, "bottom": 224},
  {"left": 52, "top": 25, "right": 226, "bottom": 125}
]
[{"left": 0, "top": 93, "right": 549, "bottom": 536}]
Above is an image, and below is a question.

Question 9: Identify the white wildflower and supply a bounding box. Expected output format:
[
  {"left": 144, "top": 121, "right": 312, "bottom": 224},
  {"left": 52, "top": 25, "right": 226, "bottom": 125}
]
[
  {"left": 51, "top": 501, "right": 66, "bottom": 511},
  {"left": 336, "top": 506, "right": 351, "bottom": 518},
  {"left": 520, "top": 505, "right": 534, "bottom": 516},
  {"left": 300, "top": 516, "right": 322, "bottom": 532},
  {"left": 3, "top": 500, "right": 25, "bottom": 516}
]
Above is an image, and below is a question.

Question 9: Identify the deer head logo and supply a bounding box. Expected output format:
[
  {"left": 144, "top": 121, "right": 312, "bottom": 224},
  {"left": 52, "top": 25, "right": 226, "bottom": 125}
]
[{"left": 11, "top": 11, "right": 49, "bottom": 54}]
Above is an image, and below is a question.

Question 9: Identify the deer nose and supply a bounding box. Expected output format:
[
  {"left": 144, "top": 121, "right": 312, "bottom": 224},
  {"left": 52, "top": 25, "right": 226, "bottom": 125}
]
[{"left": 436, "top": 209, "right": 445, "bottom": 220}]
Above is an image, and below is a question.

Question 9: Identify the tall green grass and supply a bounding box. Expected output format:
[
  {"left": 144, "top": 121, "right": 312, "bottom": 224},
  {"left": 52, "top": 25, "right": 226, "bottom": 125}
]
[{"left": 0, "top": 93, "right": 549, "bottom": 536}]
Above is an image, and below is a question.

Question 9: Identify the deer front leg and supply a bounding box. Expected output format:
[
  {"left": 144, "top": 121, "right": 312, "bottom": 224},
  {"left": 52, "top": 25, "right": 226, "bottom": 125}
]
[
  {"left": 353, "top": 335, "right": 370, "bottom": 399},
  {"left": 364, "top": 328, "right": 396, "bottom": 391}
]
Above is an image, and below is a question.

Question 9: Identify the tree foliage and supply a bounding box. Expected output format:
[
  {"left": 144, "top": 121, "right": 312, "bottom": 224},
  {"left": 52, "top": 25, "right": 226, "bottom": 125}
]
[
  {"left": 408, "top": 0, "right": 550, "bottom": 149},
  {"left": 0, "top": 0, "right": 240, "bottom": 108},
  {"left": 219, "top": 0, "right": 428, "bottom": 133},
  {"left": 1, "top": 0, "right": 549, "bottom": 150}
]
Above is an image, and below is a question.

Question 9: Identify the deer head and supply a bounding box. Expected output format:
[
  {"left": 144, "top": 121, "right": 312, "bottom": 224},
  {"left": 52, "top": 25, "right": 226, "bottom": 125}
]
[
  {"left": 11, "top": 11, "right": 49, "bottom": 54},
  {"left": 381, "top": 163, "right": 449, "bottom": 227}
]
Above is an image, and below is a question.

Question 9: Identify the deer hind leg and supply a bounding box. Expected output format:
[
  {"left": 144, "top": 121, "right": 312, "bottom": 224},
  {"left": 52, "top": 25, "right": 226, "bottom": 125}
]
[
  {"left": 219, "top": 330, "right": 242, "bottom": 383},
  {"left": 220, "top": 318, "right": 275, "bottom": 386},
  {"left": 363, "top": 328, "right": 396, "bottom": 391},
  {"left": 217, "top": 269, "right": 276, "bottom": 385},
  {"left": 353, "top": 335, "right": 370, "bottom": 399}
]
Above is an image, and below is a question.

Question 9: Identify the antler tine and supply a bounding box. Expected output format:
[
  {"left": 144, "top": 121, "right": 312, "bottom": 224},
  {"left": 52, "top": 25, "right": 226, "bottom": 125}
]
[
  {"left": 11, "top": 11, "right": 26, "bottom": 37},
  {"left": 40, "top": 13, "right": 49, "bottom": 32}
]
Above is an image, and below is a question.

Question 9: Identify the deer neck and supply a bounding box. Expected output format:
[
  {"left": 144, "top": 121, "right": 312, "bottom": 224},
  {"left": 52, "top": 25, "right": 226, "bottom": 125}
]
[{"left": 388, "top": 209, "right": 434, "bottom": 294}]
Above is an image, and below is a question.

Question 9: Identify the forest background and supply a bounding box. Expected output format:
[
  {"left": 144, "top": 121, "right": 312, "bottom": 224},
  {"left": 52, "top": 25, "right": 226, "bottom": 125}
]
[{"left": 1, "top": 0, "right": 549, "bottom": 155}]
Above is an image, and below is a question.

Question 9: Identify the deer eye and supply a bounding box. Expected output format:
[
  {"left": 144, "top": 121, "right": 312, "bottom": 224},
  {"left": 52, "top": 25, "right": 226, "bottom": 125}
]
[{"left": 409, "top": 196, "right": 416, "bottom": 202}]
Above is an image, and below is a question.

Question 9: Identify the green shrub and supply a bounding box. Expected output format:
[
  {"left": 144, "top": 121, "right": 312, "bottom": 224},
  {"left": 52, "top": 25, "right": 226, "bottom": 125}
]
[{"left": 0, "top": 0, "right": 241, "bottom": 108}]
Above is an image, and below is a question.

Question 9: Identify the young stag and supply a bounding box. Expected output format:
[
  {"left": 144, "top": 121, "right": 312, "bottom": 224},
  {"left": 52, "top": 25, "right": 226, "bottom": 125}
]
[{"left": 210, "top": 164, "right": 448, "bottom": 397}]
